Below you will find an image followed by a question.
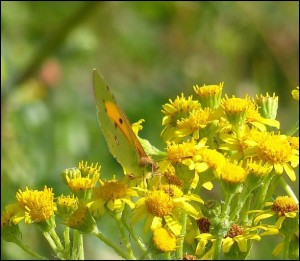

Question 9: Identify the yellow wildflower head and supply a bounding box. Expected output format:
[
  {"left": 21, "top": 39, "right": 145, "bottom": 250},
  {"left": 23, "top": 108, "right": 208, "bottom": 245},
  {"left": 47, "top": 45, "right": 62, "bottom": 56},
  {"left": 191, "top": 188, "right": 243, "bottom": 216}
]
[
  {"left": 16, "top": 186, "right": 56, "bottom": 224},
  {"left": 162, "top": 93, "right": 200, "bottom": 120},
  {"left": 145, "top": 190, "right": 174, "bottom": 217},
  {"left": 255, "top": 92, "right": 279, "bottom": 120},
  {"left": 245, "top": 159, "right": 272, "bottom": 178},
  {"left": 166, "top": 140, "right": 203, "bottom": 164},
  {"left": 193, "top": 82, "right": 223, "bottom": 109},
  {"left": 88, "top": 177, "right": 136, "bottom": 215},
  {"left": 221, "top": 95, "right": 250, "bottom": 128},
  {"left": 152, "top": 227, "right": 176, "bottom": 252},
  {"left": 217, "top": 160, "right": 247, "bottom": 184},
  {"left": 246, "top": 99, "right": 280, "bottom": 131},
  {"left": 94, "top": 180, "right": 128, "bottom": 202},
  {"left": 176, "top": 107, "right": 213, "bottom": 139},
  {"left": 65, "top": 205, "right": 96, "bottom": 233},
  {"left": 1, "top": 204, "right": 22, "bottom": 242},
  {"left": 199, "top": 148, "right": 226, "bottom": 172},
  {"left": 56, "top": 194, "right": 79, "bottom": 219},
  {"left": 62, "top": 162, "right": 100, "bottom": 197},
  {"left": 78, "top": 161, "right": 101, "bottom": 177},
  {"left": 256, "top": 132, "right": 299, "bottom": 181},
  {"left": 161, "top": 94, "right": 200, "bottom": 141},
  {"left": 272, "top": 196, "right": 299, "bottom": 217}
]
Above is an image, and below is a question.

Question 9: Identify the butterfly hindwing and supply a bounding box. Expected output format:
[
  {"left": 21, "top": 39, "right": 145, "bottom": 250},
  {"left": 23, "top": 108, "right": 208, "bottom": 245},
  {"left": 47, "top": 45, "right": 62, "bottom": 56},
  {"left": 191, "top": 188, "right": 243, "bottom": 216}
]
[{"left": 93, "top": 69, "right": 152, "bottom": 177}]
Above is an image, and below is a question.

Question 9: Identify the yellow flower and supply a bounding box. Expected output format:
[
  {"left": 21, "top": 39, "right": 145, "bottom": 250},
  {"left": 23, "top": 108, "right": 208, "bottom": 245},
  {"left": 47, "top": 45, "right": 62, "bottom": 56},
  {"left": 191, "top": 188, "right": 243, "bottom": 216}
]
[
  {"left": 221, "top": 95, "right": 249, "bottom": 131},
  {"left": 152, "top": 227, "right": 177, "bottom": 252},
  {"left": 15, "top": 186, "right": 56, "bottom": 224},
  {"left": 245, "top": 100, "right": 280, "bottom": 131},
  {"left": 195, "top": 223, "right": 278, "bottom": 256},
  {"left": 193, "top": 82, "right": 223, "bottom": 109},
  {"left": 252, "top": 196, "right": 299, "bottom": 228},
  {"left": 62, "top": 161, "right": 100, "bottom": 197},
  {"left": 176, "top": 107, "right": 214, "bottom": 140},
  {"left": 131, "top": 188, "right": 201, "bottom": 236},
  {"left": 65, "top": 205, "right": 96, "bottom": 233},
  {"left": 87, "top": 177, "right": 137, "bottom": 216},
  {"left": 253, "top": 132, "right": 299, "bottom": 181},
  {"left": 161, "top": 94, "right": 200, "bottom": 142},
  {"left": 215, "top": 160, "right": 248, "bottom": 184},
  {"left": 1, "top": 204, "right": 22, "bottom": 242},
  {"left": 56, "top": 194, "right": 79, "bottom": 219},
  {"left": 255, "top": 92, "right": 279, "bottom": 120}
]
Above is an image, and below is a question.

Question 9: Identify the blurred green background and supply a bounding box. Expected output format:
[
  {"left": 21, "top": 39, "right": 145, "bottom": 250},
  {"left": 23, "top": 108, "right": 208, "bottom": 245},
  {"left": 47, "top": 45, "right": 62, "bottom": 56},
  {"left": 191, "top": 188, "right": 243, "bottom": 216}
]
[{"left": 1, "top": 1, "right": 299, "bottom": 260}]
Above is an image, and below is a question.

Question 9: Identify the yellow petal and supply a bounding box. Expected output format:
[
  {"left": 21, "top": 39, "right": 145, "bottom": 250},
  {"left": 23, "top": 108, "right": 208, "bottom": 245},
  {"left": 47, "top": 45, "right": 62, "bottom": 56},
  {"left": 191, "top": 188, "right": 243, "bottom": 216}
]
[
  {"left": 274, "top": 163, "right": 283, "bottom": 174},
  {"left": 202, "top": 181, "right": 213, "bottom": 190},
  {"left": 164, "top": 214, "right": 182, "bottom": 236},
  {"left": 236, "top": 237, "right": 248, "bottom": 252},
  {"left": 254, "top": 213, "right": 274, "bottom": 225},
  {"left": 195, "top": 239, "right": 207, "bottom": 256},
  {"left": 222, "top": 237, "right": 234, "bottom": 253},
  {"left": 272, "top": 242, "right": 284, "bottom": 256},
  {"left": 283, "top": 163, "right": 296, "bottom": 181}
]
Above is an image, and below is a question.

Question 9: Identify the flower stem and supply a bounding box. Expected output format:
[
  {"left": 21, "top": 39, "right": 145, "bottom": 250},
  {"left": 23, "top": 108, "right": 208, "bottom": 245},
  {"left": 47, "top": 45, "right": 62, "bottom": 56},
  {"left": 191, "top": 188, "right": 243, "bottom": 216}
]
[
  {"left": 13, "top": 238, "right": 48, "bottom": 260},
  {"left": 92, "top": 227, "right": 135, "bottom": 260},
  {"left": 114, "top": 214, "right": 136, "bottom": 259},
  {"left": 176, "top": 213, "right": 187, "bottom": 260},
  {"left": 279, "top": 177, "right": 299, "bottom": 204},
  {"left": 71, "top": 230, "right": 84, "bottom": 260},
  {"left": 213, "top": 188, "right": 235, "bottom": 260},
  {"left": 122, "top": 214, "right": 151, "bottom": 259},
  {"left": 43, "top": 231, "right": 65, "bottom": 259}
]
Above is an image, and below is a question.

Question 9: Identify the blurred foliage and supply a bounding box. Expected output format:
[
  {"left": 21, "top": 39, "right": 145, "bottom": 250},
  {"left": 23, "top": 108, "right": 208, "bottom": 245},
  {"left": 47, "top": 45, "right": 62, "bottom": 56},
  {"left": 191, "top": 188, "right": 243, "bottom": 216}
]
[{"left": 1, "top": 1, "right": 298, "bottom": 260}]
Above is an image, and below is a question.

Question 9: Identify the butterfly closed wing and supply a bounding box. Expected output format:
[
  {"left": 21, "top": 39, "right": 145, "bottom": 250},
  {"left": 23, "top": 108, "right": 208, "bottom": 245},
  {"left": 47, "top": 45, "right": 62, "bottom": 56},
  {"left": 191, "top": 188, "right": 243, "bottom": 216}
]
[{"left": 93, "top": 69, "right": 154, "bottom": 178}]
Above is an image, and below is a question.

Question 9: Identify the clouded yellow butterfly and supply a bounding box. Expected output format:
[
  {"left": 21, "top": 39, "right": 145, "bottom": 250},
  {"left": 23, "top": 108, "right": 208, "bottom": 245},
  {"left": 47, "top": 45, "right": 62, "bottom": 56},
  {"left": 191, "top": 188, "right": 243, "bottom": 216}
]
[{"left": 92, "top": 69, "right": 154, "bottom": 178}]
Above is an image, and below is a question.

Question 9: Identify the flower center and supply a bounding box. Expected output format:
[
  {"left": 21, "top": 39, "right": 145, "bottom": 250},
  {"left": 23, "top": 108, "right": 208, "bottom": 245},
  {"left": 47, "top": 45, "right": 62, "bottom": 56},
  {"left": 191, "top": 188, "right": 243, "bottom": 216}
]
[{"left": 145, "top": 191, "right": 174, "bottom": 217}]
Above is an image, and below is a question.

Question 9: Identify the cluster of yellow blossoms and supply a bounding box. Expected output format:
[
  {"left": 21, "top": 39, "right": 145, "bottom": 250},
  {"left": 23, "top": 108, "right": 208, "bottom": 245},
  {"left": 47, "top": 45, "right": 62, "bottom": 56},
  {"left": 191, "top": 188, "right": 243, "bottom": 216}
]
[{"left": 1, "top": 85, "right": 299, "bottom": 260}]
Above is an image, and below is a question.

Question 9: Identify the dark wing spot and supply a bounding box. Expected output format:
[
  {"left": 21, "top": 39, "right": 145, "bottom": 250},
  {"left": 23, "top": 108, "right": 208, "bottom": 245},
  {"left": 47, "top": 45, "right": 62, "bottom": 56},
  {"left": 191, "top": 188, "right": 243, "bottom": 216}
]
[{"left": 119, "top": 118, "right": 123, "bottom": 124}]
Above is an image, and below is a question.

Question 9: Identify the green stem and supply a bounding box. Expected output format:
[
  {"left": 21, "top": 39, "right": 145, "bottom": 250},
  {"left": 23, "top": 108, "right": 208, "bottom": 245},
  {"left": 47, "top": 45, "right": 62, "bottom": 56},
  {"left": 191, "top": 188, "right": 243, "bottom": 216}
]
[
  {"left": 13, "top": 238, "right": 48, "bottom": 260},
  {"left": 279, "top": 177, "right": 299, "bottom": 204},
  {"left": 213, "top": 189, "right": 235, "bottom": 260},
  {"left": 122, "top": 215, "right": 151, "bottom": 259},
  {"left": 43, "top": 231, "right": 65, "bottom": 259},
  {"left": 229, "top": 189, "right": 252, "bottom": 222},
  {"left": 176, "top": 213, "right": 187, "bottom": 260},
  {"left": 253, "top": 173, "right": 274, "bottom": 210},
  {"left": 49, "top": 228, "right": 64, "bottom": 251},
  {"left": 164, "top": 251, "right": 172, "bottom": 259},
  {"left": 114, "top": 214, "right": 135, "bottom": 259},
  {"left": 71, "top": 230, "right": 83, "bottom": 260},
  {"left": 63, "top": 227, "right": 71, "bottom": 258},
  {"left": 92, "top": 227, "right": 135, "bottom": 260}
]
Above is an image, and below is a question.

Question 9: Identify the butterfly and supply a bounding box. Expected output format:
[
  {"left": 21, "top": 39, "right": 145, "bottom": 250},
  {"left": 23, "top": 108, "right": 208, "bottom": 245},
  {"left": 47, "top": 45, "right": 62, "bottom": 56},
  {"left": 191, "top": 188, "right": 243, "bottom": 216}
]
[{"left": 92, "top": 69, "right": 155, "bottom": 178}]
